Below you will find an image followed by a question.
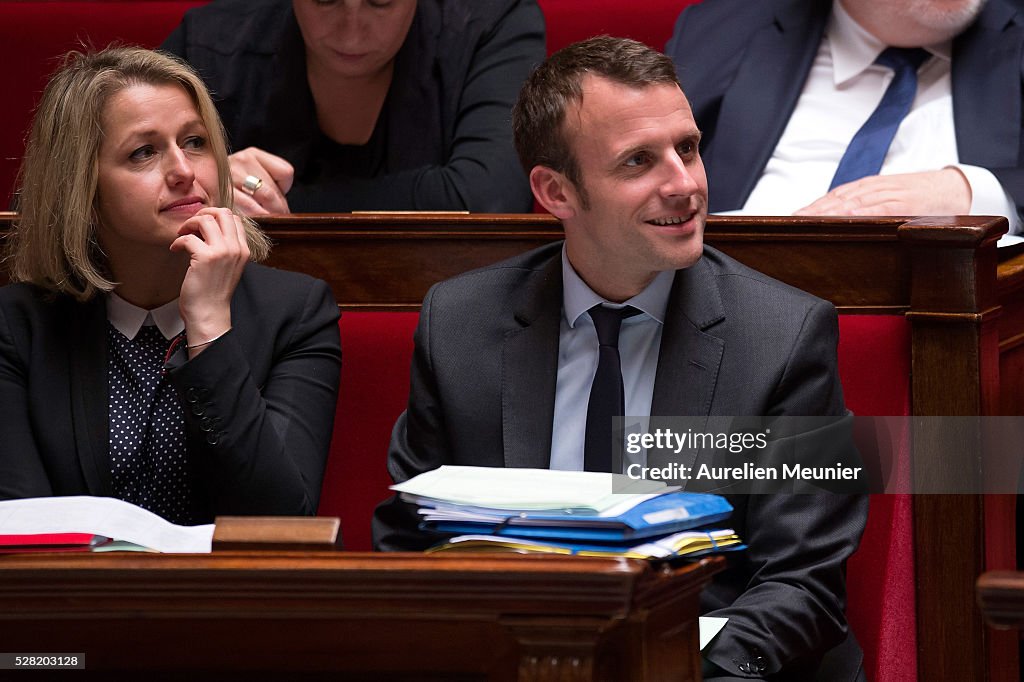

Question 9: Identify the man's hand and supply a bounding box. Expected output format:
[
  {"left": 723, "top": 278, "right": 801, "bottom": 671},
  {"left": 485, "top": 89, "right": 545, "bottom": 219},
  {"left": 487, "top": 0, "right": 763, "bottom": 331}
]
[
  {"left": 229, "top": 147, "right": 295, "bottom": 216},
  {"left": 794, "top": 168, "right": 972, "bottom": 216}
]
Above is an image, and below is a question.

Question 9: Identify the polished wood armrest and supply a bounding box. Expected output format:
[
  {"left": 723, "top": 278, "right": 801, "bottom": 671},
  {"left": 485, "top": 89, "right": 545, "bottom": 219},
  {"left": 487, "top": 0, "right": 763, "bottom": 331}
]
[{"left": 979, "top": 571, "right": 1024, "bottom": 631}]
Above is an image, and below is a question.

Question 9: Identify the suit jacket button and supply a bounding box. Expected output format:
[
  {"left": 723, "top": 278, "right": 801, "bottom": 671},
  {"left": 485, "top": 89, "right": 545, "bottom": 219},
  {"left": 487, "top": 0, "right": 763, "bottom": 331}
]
[
  {"left": 192, "top": 403, "right": 205, "bottom": 416},
  {"left": 200, "top": 416, "right": 216, "bottom": 432},
  {"left": 206, "top": 431, "right": 219, "bottom": 445}
]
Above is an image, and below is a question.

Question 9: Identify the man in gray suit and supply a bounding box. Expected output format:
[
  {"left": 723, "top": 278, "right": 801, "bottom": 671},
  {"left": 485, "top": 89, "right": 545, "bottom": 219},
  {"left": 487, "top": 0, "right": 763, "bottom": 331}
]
[{"left": 374, "top": 36, "right": 868, "bottom": 681}]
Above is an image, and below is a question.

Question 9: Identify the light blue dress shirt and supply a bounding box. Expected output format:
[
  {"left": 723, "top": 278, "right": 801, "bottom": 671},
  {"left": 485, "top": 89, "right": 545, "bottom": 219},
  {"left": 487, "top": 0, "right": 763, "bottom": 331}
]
[{"left": 548, "top": 247, "right": 674, "bottom": 471}]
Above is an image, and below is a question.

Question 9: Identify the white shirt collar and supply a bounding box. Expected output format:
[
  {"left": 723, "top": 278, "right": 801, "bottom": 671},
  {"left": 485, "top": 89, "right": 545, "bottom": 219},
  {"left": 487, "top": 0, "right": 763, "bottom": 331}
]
[
  {"left": 106, "top": 293, "right": 185, "bottom": 341},
  {"left": 829, "top": 0, "right": 950, "bottom": 87},
  {"left": 561, "top": 246, "right": 674, "bottom": 328}
]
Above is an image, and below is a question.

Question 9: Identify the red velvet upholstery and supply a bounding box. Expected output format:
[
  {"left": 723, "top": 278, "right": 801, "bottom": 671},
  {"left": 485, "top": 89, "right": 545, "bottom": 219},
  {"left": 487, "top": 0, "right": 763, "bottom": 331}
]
[
  {"left": 0, "top": 1, "right": 206, "bottom": 206},
  {"left": 538, "top": 0, "right": 700, "bottom": 54},
  {"left": 838, "top": 316, "right": 911, "bottom": 417},
  {"left": 318, "top": 313, "right": 419, "bottom": 552},
  {"left": 838, "top": 316, "right": 915, "bottom": 682}
]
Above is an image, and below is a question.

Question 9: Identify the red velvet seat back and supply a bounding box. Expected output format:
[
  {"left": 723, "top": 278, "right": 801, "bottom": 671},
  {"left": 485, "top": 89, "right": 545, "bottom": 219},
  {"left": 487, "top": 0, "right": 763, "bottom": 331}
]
[
  {"left": 319, "top": 313, "right": 419, "bottom": 552},
  {"left": 838, "top": 316, "right": 915, "bottom": 682},
  {"left": 0, "top": 1, "right": 207, "bottom": 206},
  {"left": 538, "top": 0, "right": 701, "bottom": 53}
]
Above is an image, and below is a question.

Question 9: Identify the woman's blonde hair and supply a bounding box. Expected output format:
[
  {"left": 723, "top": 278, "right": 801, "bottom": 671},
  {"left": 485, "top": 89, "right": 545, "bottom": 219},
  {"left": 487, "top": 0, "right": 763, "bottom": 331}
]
[{"left": 6, "top": 46, "right": 270, "bottom": 300}]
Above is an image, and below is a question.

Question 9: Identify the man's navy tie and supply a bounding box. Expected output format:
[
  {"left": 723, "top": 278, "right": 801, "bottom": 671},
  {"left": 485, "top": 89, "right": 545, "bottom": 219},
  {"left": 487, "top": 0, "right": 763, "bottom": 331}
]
[
  {"left": 828, "top": 47, "right": 930, "bottom": 190},
  {"left": 584, "top": 304, "right": 639, "bottom": 473}
]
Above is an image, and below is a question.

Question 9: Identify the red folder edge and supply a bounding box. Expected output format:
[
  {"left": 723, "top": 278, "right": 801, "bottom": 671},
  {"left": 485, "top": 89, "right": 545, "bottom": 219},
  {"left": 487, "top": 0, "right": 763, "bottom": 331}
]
[{"left": 0, "top": 533, "right": 108, "bottom": 551}]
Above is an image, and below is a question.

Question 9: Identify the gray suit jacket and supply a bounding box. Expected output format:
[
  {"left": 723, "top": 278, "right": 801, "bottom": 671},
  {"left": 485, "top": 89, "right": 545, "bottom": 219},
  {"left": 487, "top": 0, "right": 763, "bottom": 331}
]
[{"left": 374, "top": 242, "right": 868, "bottom": 679}]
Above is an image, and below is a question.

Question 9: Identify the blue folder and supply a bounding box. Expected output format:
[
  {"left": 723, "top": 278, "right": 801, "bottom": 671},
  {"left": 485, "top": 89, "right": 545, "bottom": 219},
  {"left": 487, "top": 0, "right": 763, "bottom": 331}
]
[{"left": 421, "top": 491, "right": 733, "bottom": 542}]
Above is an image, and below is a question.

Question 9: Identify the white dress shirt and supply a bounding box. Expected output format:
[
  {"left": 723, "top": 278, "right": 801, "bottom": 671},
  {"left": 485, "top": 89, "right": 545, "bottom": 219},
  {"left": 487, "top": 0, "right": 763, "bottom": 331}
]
[
  {"left": 548, "top": 247, "right": 673, "bottom": 471},
  {"left": 737, "top": 0, "right": 1020, "bottom": 236}
]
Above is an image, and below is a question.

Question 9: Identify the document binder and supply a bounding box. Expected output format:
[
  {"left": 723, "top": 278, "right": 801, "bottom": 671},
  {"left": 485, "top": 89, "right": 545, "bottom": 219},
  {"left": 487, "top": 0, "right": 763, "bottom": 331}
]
[
  {"left": 429, "top": 528, "right": 745, "bottom": 559},
  {"left": 419, "top": 491, "right": 734, "bottom": 542}
]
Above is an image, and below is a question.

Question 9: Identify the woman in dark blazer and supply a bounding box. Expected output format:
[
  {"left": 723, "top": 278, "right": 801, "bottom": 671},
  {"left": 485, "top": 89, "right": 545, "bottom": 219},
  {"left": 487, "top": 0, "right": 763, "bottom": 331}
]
[
  {"left": 162, "top": 0, "right": 545, "bottom": 215},
  {"left": 0, "top": 47, "right": 342, "bottom": 524}
]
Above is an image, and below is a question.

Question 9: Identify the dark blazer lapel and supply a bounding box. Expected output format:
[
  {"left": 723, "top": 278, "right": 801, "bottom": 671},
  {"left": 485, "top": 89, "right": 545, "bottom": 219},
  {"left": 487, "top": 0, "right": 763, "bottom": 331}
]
[
  {"left": 502, "top": 253, "right": 562, "bottom": 470},
  {"left": 388, "top": 2, "right": 443, "bottom": 171},
  {"left": 953, "top": 0, "right": 1023, "bottom": 168},
  {"left": 69, "top": 298, "right": 112, "bottom": 495},
  {"left": 650, "top": 257, "right": 726, "bottom": 474},
  {"left": 262, "top": 10, "right": 318, "bottom": 174},
  {"left": 706, "top": 0, "right": 831, "bottom": 211}
]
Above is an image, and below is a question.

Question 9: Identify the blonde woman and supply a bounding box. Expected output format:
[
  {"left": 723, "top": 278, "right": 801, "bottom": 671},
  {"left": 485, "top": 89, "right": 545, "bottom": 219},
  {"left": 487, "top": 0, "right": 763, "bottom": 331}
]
[{"left": 0, "top": 47, "right": 341, "bottom": 524}]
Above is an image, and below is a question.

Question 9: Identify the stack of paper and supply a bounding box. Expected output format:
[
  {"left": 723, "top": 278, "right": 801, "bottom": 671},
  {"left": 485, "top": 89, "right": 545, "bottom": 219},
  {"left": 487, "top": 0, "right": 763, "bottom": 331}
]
[
  {"left": 392, "top": 465, "right": 675, "bottom": 513},
  {"left": 428, "top": 529, "right": 743, "bottom": 559},
  {"left": 0, "top": 497, "right": 214, "bottom": 553},
  {"left": 394, "top": 466, "right": 744, "bottom": 559}
]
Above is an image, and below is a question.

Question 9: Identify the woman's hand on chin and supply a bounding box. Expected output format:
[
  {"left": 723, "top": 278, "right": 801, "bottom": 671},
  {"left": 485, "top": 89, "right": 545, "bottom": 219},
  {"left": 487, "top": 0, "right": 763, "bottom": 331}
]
[{"left": 170, "top": 207, "right": 249, "bottom": 357}]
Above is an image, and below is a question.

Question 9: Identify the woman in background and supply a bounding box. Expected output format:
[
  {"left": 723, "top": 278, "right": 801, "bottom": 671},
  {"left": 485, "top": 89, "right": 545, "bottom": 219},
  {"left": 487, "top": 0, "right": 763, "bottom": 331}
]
[
  {"left": 162, "top": 0, "right": 545, "bottom": 215},
  {"left": 0, "top": 47, "right": 342, "bottom": 524}
]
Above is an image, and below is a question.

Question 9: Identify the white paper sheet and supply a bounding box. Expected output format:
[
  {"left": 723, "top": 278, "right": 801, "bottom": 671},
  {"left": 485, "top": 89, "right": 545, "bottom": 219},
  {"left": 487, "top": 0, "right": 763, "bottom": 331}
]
[
  {"left": 392, "top": 465, "right": 674, "bottom": 513},
  {"left": 998, "top": 233, "right": 1024, "bottom": 248},
  {"left": 699, "top": 616, "right": 729, "bottom": 650},
  {"left": 0, "top": 496, "right": 214, "bottom": 553}
]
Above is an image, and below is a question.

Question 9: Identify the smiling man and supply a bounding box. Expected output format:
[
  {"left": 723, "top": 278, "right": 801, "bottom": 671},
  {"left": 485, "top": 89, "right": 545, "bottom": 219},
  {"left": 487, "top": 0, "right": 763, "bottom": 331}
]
[{"left": 374, "top": 37, "right": 868, "bottom": 681}]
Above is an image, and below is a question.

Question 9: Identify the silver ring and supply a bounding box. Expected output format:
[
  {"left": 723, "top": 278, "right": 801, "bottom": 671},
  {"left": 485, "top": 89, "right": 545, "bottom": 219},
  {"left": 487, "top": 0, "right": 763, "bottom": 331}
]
[{"left": 241, "top": 175, "right": 264, "bottom": 195}]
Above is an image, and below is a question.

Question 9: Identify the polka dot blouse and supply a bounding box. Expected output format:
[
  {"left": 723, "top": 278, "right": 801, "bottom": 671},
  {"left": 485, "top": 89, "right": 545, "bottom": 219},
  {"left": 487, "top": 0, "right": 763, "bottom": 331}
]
[{"left": 107, "top": 322, "right": 194, "bottom": 524}]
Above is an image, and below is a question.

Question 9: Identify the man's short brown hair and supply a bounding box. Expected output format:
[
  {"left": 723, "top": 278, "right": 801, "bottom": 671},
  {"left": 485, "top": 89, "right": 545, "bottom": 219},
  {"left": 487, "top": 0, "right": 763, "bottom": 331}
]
[{"left": 512, "top": 35, "right": 681, "bottom": 195}]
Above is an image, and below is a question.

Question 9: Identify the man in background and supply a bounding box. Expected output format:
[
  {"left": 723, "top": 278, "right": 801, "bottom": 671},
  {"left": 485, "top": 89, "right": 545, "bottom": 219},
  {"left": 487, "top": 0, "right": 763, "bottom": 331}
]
[{"left": 667, "top": 0, "right": 1023, "bottom": 238}]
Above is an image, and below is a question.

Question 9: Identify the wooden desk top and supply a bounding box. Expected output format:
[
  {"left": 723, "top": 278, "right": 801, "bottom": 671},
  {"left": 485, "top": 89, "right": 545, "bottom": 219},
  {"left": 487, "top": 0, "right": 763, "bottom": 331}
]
[
  {"left": 0, "top": 550, "right": 717, "bottom": 617},
  {"left": 0, "top": 551, "right": 722, "bottom": 680}
]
